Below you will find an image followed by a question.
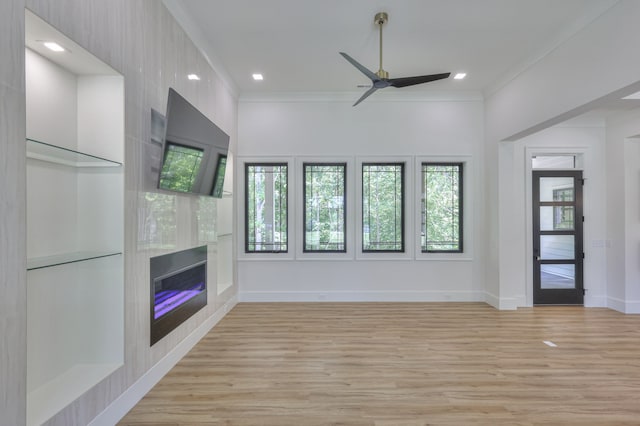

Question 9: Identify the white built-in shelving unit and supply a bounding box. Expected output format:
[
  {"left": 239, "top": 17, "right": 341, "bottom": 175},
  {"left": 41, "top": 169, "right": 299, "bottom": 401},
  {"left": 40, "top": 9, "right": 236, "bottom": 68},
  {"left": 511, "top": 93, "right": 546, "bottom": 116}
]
[{"left": 25, "top": 11, "right": 124, "bottom": 426}]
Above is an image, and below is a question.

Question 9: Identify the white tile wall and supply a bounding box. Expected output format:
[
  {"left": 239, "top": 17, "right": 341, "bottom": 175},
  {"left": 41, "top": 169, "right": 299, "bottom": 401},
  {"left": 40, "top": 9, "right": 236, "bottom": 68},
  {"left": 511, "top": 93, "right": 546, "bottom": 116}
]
[
  {"left": 0, "top": 84, "right": 28, "bottom": 426},
  {"left": 1, "top": 0, "right": 238, "bottom": 424},
  {"left": 0, "top": 1, "right": 27, "bottom": 424}
]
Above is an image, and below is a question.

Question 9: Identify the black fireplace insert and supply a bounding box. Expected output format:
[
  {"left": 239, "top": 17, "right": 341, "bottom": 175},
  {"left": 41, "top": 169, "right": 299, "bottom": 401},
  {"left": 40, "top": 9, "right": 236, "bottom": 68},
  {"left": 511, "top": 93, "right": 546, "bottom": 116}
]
[{"left": 150, "top": 246, "right": 207, "bottom": 345}]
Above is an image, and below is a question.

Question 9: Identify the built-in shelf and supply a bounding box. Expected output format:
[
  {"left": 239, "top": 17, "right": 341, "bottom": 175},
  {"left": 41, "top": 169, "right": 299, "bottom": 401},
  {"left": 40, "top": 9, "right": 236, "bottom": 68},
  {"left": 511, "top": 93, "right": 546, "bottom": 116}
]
[
  {"left": 26, "top": 138, "right": 122, "bottom": 168},
  {"left": 25, "top": 12, "right": 125, "bottom": 424},
  {"left": 27, "top": 251, "right": 122, "bottom": 271},
  {"left": 27, "top": 363, "right": 122, "bottom": 426}
]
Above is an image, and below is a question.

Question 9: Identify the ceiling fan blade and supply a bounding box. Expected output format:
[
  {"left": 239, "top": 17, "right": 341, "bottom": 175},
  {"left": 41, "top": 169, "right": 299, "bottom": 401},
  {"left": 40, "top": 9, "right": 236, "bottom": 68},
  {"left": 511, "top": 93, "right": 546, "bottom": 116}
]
[
  {"left": 388, "top": 72, "right": 451, "bottom": 88},
  {"left": 352, "top": 86, "right": 378, "bottom": 107},
  {"left": 339, "top": 52, "right": 380, "bottom": 82}
]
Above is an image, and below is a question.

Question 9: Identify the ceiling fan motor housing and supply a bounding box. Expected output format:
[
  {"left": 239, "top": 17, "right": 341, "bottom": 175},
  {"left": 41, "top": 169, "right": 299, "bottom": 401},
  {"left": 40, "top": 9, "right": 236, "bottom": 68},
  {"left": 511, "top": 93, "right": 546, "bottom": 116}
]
[{"left": 374, "top": 12, "right": 388, "bottom": 25}]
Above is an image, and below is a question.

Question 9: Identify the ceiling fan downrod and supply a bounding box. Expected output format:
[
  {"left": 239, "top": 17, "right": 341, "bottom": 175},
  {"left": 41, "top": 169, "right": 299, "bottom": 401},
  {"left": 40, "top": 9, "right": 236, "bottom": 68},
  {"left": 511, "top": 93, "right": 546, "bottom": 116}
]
[{"left": 374, "top": 12, "right": 389, "bottom": 79}]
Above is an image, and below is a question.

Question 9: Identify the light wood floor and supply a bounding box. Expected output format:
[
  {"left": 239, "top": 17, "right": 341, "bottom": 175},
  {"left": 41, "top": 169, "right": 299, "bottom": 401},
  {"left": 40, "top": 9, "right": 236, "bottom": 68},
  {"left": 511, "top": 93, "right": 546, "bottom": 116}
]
[{"left": 119, "top": 303, "right": 640, "bottom": 425}]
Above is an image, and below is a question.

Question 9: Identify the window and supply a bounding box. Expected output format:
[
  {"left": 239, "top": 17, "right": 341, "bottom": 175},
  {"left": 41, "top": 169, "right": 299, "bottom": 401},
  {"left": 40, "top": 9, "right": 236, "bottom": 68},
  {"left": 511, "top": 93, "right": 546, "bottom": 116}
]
[
  {"left": 531, "top": 155, "right": 576, "bottom": 169},
  {"left": 553, "top": 187, "right": 574, "bottom": 230},
  {"left": 303, "top": 163, "right": 346, "bottom": 252},
  {"left": 421, "top": 163, "right": 463, "bottom": 252},
  {"left": 245, "top": 163, "right": 288, "bottom": 252},
  {"left": 362, "top": 163, "right": 404, "bottom": 252}
]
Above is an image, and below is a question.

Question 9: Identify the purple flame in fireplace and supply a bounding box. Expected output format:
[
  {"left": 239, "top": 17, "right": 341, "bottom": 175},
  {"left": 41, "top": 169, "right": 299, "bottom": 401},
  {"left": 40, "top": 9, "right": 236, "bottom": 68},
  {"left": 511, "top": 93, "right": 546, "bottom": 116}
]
[{"left": 154, "top": 282, "right": 205, "bottom": 320}]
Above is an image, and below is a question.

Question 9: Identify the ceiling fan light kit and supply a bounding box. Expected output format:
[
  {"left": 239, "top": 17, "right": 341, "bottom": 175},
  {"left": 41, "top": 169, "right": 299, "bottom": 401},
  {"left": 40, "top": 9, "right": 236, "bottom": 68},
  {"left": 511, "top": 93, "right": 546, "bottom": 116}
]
[{"left": 341, "top": 12, "right": 451, "bottom": 106}]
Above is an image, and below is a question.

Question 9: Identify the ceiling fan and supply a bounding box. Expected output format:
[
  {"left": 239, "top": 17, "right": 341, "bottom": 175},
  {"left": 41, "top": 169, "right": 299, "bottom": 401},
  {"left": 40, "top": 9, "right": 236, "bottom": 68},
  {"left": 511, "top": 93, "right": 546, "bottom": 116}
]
[{"left": 340, "top": 12, "right": 451, "bottom": 106}]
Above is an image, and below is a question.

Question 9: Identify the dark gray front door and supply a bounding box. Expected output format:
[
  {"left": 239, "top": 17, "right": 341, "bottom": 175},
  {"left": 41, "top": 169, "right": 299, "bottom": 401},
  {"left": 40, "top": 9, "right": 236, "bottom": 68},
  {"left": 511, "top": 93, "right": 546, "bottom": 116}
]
[{"left": 532, "top": 171, "right": 584, "bottom": 305}]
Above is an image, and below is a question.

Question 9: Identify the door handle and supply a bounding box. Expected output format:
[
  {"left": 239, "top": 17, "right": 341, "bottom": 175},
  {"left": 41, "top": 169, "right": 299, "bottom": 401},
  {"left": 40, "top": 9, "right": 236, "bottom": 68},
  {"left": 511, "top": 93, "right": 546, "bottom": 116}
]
[{"left": 535, "top": 256, "right": 541, "bottom": 261}]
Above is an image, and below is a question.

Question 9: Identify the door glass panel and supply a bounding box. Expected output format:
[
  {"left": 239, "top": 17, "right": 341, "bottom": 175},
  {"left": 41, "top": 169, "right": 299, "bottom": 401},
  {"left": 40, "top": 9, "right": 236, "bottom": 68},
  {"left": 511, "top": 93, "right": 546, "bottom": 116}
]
[
  {"left": 532, "top": 155, "right": 576, "bottom": 169},
  {"left": 540, "top": 206, "right": 575, "bottom": 230},
  {"left": 541, "top": 264, "right": 575, "bottom": 289},
  {"left": 539, "top": 177, "right": 574, "bottom": 202},
  {"left": 540, "top": 235, "right": 574, "bottom": 259}
]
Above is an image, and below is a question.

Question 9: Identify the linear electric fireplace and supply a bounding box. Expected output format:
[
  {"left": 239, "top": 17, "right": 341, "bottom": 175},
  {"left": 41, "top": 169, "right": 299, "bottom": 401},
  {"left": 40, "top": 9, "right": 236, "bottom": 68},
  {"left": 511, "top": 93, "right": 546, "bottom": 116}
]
[{"left": 150, "top": 246, "right": 207, "bottom": 345}]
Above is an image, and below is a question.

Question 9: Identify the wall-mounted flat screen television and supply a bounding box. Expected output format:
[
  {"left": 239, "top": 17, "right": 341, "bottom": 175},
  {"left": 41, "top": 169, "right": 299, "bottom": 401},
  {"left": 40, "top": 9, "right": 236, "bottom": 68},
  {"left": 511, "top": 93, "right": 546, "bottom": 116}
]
[{"left": 158, "top": 88, "right": 230, "bottom": 197}]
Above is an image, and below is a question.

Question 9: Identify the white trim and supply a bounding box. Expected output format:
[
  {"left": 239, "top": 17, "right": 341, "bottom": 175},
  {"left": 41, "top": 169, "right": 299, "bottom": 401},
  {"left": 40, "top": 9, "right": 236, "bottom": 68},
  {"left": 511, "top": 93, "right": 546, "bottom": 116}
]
[
  {"left": 585, "top": 294, "right": 607, "bottom": 308},
  {"left": 608, "top": 296, "right": 627, "bottom": 313},
  {"left": 623, "top": 300, "right": 640, "bottom": 314},
  {"left": 608, "top": 296, "right": 640, "bottom": 314},
  {"left": 88, "top": 296, "right": 238, "bottom": 426},
  {"left": 484, "top": 291, "right": 522, "bottom": 310},
  {"left": 240, "top": 290, "right": 485, "bottom": 303},
  {"left": 239, "top": 91, "right": 484, "bottom": 104},
  {"left": 484, "top": 291, "right": 500, "bottom": 309}
]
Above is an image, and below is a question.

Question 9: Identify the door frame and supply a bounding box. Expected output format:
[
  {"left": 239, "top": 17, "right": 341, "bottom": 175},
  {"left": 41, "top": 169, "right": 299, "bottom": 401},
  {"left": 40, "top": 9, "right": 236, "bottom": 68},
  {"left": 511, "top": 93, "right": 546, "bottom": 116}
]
[
  {"left": 532, "top": 170, "right": 584, "bottom": 304},
  {"left": 524, "top": 148, "right": 586, "bottom": 307}
]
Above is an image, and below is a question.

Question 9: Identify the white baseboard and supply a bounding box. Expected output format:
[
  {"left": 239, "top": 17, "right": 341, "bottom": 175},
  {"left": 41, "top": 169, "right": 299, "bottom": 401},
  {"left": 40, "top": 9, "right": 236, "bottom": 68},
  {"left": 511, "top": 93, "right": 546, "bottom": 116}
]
[
  {"left": 239, "top": 290, "right": 485, "bottom": 303},
  {"left": 584, "top": 294, "right": 607, "bottom": 308},
  {"left": 624, "top": 300, "right": 640, "bottom": 314},
  {"left": 88, "top": 296, "right": 238, "bottom": 426},
  {"left": 483, "top": 291, "right": 519, "bottom": 310},
  {"left": 608, "top": 296, "right": 640, "bottom": 314}
]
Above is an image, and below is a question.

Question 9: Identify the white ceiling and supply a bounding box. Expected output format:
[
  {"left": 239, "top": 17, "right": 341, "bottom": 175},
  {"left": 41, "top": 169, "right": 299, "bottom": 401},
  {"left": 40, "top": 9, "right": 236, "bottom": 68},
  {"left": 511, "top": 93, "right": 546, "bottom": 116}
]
[{"left": 169, "top": 0, "right": 619, "bottom": 97}]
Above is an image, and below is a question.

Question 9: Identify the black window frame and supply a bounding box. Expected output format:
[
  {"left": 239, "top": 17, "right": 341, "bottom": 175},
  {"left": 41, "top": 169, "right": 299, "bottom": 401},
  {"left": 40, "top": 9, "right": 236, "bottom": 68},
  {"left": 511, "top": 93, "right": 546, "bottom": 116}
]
[
  {"left": 244, "top": 162, "right": 288, "bottom": 253},
  {"left": 361, "top": 162, "right": 405, "bottom": 253},
  {"left": 421, "top": 162, "right": 463, "bottom": 253},
  {"left": 303, "top": 162, "right": 347, "bottom": 253}
]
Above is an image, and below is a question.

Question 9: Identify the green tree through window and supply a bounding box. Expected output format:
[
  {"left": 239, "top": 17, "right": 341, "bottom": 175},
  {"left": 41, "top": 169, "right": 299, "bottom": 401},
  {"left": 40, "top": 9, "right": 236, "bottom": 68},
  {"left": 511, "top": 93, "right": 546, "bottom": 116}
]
[
  {"left": 245, "top": 163, "right": 288, "bottom": 252},
  {"left": 304, "top": 163, "right": 346, "bottom": 252},
  {"left": 158, "top": 143, "right": 203, "bottom": 192},
  {"left": 362, "top": 163, "right": 404, "bottom": 252},
  {"left": 422, "top": 163, "right": 463, "bottom": 252}
]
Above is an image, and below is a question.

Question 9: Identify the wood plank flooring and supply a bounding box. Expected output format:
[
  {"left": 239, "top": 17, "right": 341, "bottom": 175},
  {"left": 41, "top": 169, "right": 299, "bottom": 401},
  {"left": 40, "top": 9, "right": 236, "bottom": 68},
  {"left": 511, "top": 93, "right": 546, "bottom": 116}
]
[{"left": 119, "top": 303, "right": 640, "bottom": 425}]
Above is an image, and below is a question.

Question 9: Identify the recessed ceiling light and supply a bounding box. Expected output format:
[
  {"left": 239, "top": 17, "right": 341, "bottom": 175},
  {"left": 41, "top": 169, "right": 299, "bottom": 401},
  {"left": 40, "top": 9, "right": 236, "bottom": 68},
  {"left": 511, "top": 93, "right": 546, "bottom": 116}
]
[
  {"left": 43, "top": 41, "right": 65, "bottom": 52},
  {"left": 454, "top": 73, "right": 467, "bottom": 80},
  {"left": 252, "top": 73, "right": 264, "bottom": 81},
  {"left": 187, "top": 74, "right": 200, "bottom": 81}
]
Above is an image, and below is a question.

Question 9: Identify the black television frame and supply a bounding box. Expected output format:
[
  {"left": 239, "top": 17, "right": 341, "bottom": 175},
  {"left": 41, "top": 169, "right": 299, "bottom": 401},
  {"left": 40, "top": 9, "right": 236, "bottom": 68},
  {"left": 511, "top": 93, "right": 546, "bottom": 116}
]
[{"left": 158, "top": 88, "right": 230, "bottom": 197}]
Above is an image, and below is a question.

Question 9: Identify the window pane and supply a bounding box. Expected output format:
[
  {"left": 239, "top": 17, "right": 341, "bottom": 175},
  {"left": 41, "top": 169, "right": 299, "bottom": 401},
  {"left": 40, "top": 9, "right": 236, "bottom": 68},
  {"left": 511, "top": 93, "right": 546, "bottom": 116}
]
[
  {"left": 541, "top": 264, "right": 575, "bottom": 289},
  {"left": 531, "top": 155, "right": 576, "bottom": 169},
  {"left": 540, "top": 235, "right": 574, "bottom": 260},
  {"left": 540, "top": 206, "right": 575, "bottom": 231},
  {"left": 304, "top": 163, "right": 346, "bottom": 252},
  {"left": 362, "top": 163, "right": 404, "bottom": 252},
  {"left": 539, "top": 177, "right": 574, "bottom": 202},
  {"left": 245, "top": 164, "right": 288, "bottom": 252},
  {"left": 422, "top": 163, "right": 462, "bottom": 252}
]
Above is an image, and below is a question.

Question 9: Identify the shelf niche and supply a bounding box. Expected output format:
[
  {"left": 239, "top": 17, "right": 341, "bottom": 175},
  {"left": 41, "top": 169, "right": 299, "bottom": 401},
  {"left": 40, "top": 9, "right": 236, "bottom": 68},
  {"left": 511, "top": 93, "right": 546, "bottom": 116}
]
[{"left": 25, "top": 10, "right": 124, "bottom": 426}]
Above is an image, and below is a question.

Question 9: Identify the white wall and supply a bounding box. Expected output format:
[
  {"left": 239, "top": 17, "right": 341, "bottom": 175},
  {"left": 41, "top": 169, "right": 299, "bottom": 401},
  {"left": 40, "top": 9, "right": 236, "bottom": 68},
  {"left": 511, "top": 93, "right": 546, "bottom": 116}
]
[
  {"left": 487, "top": 0, "right": 640, "bottom": 142},
  {"left": 0, "top": 0, "right": 240, "bottom": 424},
  {"left": 25, "top": 48, "right": 77, "bottom": 149},
  {"left": 0, "top": 0, "right": 26, "bottom": 423},
  {"left": 496, "top": 122, "right": 607, "bottom": 308},
  {"left": 485, "top": 0, "right": 640, "bottom": 310},
  {"left": 237, "top": 95, "right": 486, "bottom": 302},
  {"left": 605, "top": 109, "right": 640, "bottom": 313}
]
